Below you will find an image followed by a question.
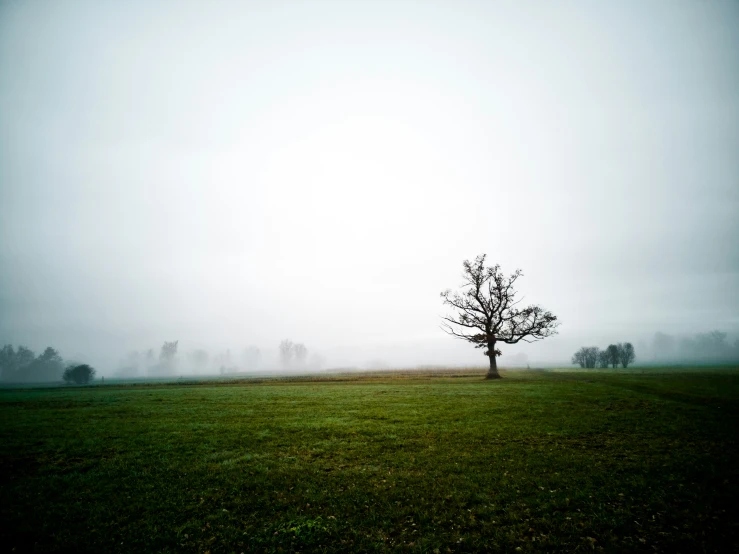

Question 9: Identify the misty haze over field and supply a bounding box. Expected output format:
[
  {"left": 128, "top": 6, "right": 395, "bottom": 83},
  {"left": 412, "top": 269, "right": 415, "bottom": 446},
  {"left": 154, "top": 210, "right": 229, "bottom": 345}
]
[{"left": 1, "top": 1, "right": 738, "bottom": 375}]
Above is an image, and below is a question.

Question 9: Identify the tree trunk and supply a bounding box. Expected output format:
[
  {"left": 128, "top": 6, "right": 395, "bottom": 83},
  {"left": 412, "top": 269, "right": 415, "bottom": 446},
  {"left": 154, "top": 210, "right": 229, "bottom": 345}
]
[{"left": 486, "top": 344, "right": 501, "bottom": 379}]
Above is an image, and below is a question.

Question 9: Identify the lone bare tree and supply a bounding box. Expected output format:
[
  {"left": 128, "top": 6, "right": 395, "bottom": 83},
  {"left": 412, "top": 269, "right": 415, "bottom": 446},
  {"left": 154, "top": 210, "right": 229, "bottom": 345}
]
[
  {"left": 441, "top": 255, "right": 559, "bottom": 379},
  {"left": 293, "top": 343, "right": 308, "bottom": 365}
]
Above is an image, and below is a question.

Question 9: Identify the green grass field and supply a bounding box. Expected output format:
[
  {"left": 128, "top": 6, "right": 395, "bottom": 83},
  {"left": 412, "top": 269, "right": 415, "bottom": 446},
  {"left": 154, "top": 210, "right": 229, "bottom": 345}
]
[{"left": 1, "top": 368, "right": 738, "bottom": 553}]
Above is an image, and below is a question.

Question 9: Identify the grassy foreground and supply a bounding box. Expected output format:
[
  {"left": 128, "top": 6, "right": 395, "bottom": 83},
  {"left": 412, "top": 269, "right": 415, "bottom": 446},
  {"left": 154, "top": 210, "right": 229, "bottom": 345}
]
[{"left": 1, "top": 369, "right": 737, "bottom": 553}]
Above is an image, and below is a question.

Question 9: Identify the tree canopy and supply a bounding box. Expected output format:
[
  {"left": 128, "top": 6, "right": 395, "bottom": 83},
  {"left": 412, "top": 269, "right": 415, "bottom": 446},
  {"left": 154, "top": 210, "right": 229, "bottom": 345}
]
[
  {"left": 441, "top": 254, "right": 559, "bottom": 379},
  {"left": 62, "top": 364, "right": 96, "bottom": 385},
  {"left": 572, "top": 343, "right": 636, "bottom": 369}
]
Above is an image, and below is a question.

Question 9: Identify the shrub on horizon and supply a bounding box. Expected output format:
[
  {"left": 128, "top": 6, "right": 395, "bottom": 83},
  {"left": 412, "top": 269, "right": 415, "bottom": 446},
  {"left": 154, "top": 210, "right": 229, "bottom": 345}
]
[{"left": 62, "top": 364, "right": 96, "bottom": 385}]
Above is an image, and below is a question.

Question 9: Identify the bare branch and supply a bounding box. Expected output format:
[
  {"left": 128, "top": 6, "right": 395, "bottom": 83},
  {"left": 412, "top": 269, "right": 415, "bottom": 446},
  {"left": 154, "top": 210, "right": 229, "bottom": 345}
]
[
  {"left": 441, "top": 316, "right": 484, "bottom": 330},
  {"left": 440, "top": 255, "right": 559, "bottom": 360}
]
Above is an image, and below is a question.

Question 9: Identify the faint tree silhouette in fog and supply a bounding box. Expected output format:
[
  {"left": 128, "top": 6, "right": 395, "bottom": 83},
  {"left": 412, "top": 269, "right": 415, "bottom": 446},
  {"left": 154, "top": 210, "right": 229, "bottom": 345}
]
[
  {"left": 0, "top": 345, "right": 21, "bottom": 380},
  {"left": 279, "top": 340, "right": 294, "bottom": 366},
  {"left": 15, "top": 346, "right": 36, "bottom": 369},
  {"left": 63, "top": 364, "right": 96, "bottom": 385},
  {"left": 597, "top": 349, "right": 610, "bottom": 368},
  {"left": 682, "top": 331, "right": 729, "bottom": 361},
  {"left": 652, "top": 330, "right": 737, "bottom": 363},
  {"left": 617, "top": 342, "right": 636, "bottom": 368},
  {"left": 441, "top": 254, "right": 559, "bottom": 379},
  {"left": 157, "top": 341, "right": 179, "bottom": 374},
  {"left": 160, "top": 341, "right": 178, "bottom": 361},
  {"left": 294, "top": 343, "right": 308, "bottom": 365},
  {"left": 571, "top": 347, "right": 598, "bottom": 369},
  {"left": 34, "top": 347, "right": 65, "bottom": 381}
]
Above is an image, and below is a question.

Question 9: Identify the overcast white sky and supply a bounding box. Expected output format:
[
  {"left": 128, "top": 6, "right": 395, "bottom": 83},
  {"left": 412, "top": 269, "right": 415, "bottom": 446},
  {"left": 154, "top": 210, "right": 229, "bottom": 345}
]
[{"left": 1, "top": 0, "right": 738, "bottom": 370}]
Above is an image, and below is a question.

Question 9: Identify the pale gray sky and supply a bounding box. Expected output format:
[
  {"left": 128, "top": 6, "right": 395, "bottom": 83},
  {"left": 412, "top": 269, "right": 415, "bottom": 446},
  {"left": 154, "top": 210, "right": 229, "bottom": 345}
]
[{"left": 1, "top": 0, "right": 738, "bottom": 370}]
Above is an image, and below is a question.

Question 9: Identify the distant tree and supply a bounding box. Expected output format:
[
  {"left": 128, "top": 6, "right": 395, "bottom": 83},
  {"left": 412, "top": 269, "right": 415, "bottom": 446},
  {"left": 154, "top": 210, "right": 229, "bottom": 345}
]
[
  {"left": 571, "top": 347, "right": 598, "bottom": 369},
  {"left": 0, "top": 344, "right": 17, "bottom": 380},
  {"left": 617, "top": 342, "right": 636, "bottom": 368},
  {"left": 693, "top": 331, "right": 729, "bottom": 360},
  {"left": 571, "top": 348, "right": 586, "bottom": 368},
  {"left": 7, "top": 345, "right": 36, "bottom": 379},
  {"left": 3, "top": 346, "right": 63, "bottom": 382},
  {"left": 63, "top": 364, "right": 96, "bottom": 385},
  {"left": 19, "top": 347, "right": 65, "bottom": 382},
  {"left": 160, "top": 341, "right": 178, "bottom": 363},
  {"left": 605, "top": 344, "right": 620, "bottom": 368},
  {"left": 585, "top": 347, "right": 598, "bottom": 368},
  {"left": 16, "top": 346, "right": 36, "bottom": 367},
  {"left": 157, "top": 341, "right": 179, "bottom": 374},
  {"left": 293, "top": 343, "right": 308, "bottom": 365},
  {"left": 39, "top": 347, "right": 62, "bottom": 362},
  {"left": 279, "top": 340, "right": 294, "bottom": 366},
  {"left": 2, "top": 345, "right": 37, "bottom": 381},
  {"left": 441, "top": 255, "right": 559, "bottom": 379},
  {"left": 704, "top": 330, "right": 727, "bottom": 348},
  {"left": 664, "top": 330, "right": 739, "bottom": 363},
  {"left": 597, "top": 349, "right": 610, "bottom": 369}
]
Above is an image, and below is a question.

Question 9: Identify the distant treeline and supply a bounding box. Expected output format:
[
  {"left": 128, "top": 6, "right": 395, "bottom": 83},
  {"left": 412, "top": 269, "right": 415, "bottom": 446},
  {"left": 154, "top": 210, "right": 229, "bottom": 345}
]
[
  {"left": 115, "top": 341, "right": 183, "bottom": 378},
  {"left": 115, "top": 341, "right": 264, "bottom": 377},
  {"left": 114, "top": 339, "right": 320, "bottom": 377},
  {"left": 572, "top": 343, "right": 635, "bottom": 369},
  {"left": 648, "top": 330, "right": 739, "bottom": 363},
  {"left": 572, "top": 330, "right": 739, "bottom": 369},
  {"left": 0, "top": 345, "right": 66, "bottom": 382}
]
